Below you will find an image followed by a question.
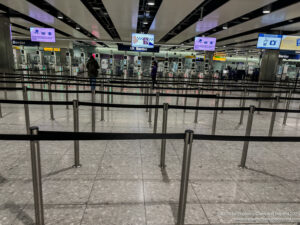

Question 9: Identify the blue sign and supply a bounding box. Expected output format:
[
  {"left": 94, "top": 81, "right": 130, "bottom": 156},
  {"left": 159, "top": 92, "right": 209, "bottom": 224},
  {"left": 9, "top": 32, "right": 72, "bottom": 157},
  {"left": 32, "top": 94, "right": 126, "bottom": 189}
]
[{"left": 257, "top": 34, "right": 282, "bottom": 49}]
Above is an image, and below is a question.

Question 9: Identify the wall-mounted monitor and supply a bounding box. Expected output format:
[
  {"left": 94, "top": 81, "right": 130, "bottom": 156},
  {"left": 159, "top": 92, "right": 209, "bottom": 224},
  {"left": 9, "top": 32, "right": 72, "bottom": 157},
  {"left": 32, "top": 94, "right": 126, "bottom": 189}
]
[
  {"left": 132, "top": 33, "right": 154, "bottom": 48},
  {"left": 257, "top": 33, "right": 282, "bottom": 49},
  {"left": 30, "top": 27, "right": 55, "bottom": 43},
  {"left": 280, "top": 35, "right": 300, "bottom": 51},
  {"left": 194, "top": 37, "right": 216, "bottom": 51}
]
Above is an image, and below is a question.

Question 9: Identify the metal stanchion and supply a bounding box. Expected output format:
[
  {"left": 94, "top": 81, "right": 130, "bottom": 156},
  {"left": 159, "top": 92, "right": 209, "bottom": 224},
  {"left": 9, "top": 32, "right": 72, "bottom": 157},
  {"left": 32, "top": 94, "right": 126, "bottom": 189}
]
[
  {"left": 153, "top": 92, "right": 160, "bottom": 133},
  {"left": 146, "top": 84, "right": 150, "bottom": 112},
  {"left": 176, "top": 84, "right": 179, "bottom": 106},
  {"left": 4, "top": 73, "right": 7, "bottom": 100},
  {"left": 183, "top": 87, "right": 188, "bottom": 113},
  {"left": 0, "top": 103, "right": 2, "bottom": 118},
  {"left": 160, "top": 103, "right": 169, "bottom": 168},
  {"left": 65, "top": 82, "right": 69, "bottom": 109},
  {"left": 211, "top": 95, "right": 219, "bottom": 135},
  {"left": 76, "top": 83, "right": 79, "bottom": 101},
  {"left": 107, "top": 87, "right": 110, "bottom": 111},
  {"left": 194, "top": 88, "right": 201, "bottom": 123},
  {"left": 221, "top": 86, "right": 226, "bottom": 113},
  {"left": 268, "top": 96, "right": 280, "bottom": 137},
  {"left": 91, "top": 90, "right": 96, "bottom": 132},
  {"left": 177, "top": 130, "right": 194, "bottom": 225},
  {"left": 111, "top": 86, "right": 114, "bottom": 103},
  {"left": 40, "top": 83, "right": 43, "bottom": 101},
  {"left": 239, "top": 106, "right": 255, "bottom": 168},
  {"left": 29, "top": 126, "right": 45, "bottom": 225},
  {"left": 239, "top": 89, "right": 247, "bottom": 125},
  {"left": 283, "top": 90, "right": 292, "bottom": 125},
  {"left": 101, "top": 83, "right": 104, "bottom": 121},
  {"left": 48, "top": 82, "right": 54, "bottom": 120},
  {"left": 148, "top": 88, "right": 153, "bottom": 123},
  {"left": 257, "top": 96, "right": 262, "bottom": 115},
  {"left": 72, "top": 100, "right": 81, "bottom": 167},
  {"left": 23, "top": 86, "right": 30, "bottom": 134}
]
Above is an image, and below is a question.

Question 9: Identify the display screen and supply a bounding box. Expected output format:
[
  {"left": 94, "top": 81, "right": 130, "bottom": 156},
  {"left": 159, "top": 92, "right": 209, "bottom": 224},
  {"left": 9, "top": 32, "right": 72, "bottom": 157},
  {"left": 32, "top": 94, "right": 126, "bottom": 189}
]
[
  {"left": 30, "top": 27, "right": 55, "bottom": 43},
  {"left": 280, "top": 35, "right": 300, "bottom": 51},
  {"left": 257, "top": 33, "right": 282, "bottom": 49},
  {"left": 194, "top": 37, "right": 216, "bottom": 51},
  {"left": 132, "top": 33, "right": 154, "bottom": 48}
]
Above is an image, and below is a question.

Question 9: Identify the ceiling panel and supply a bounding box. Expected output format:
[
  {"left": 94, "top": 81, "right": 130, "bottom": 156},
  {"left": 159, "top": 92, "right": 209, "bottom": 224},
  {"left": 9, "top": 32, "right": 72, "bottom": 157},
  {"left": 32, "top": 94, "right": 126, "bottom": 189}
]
[
  {"left": 213, "top": 2, "right": 300, "bottom": 41},
  {"left": 166, "top": 0, "right": 276, "bottom": 44},
  {"left": 217, "top": 33, "right": 259, "bottom": 46},
  {"left": 227, "top": 41, "right": 257, "bottom": 48},
  {"left": 0, "top": 0, "right": 87, "bottom": 38},
  {"left": 149, "top": 0, "right": 204, "bottom": 42},
  {"left": 10, "top": 18, "right": 65, "bottom": 38},
  {"left": 102, "top": 0, "right": 139, "bottom": 42},
  {"left": 272, "top": 22, "right": 300, "bottom": 31},
  {"left": 11, "top": 27, "right": 29, "bottom": 35},
  {"left": 45, "top": 0, "right": 112, "bottom": 41}
]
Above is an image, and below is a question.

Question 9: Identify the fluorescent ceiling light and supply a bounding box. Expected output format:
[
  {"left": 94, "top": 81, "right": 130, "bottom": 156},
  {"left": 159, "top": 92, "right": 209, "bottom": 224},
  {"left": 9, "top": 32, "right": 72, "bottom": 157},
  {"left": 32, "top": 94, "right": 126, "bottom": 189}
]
[
  {"left": 143, "top": 20, "right": 148, "bottom": 25},
  {"left": 263, "top": 8, "right": 271, "bottom": 14},
  {"left": 57, "top": 15, "right": 63, "bottom": 19},
  {"left": 76, "top": 26, "right": 80, "bottom": 30},
  {"left": 147, "top": 1, "right": 155, "bottom": 6},
  {"left": 222, "top": 25, "right": 228, "bottom": 30}
]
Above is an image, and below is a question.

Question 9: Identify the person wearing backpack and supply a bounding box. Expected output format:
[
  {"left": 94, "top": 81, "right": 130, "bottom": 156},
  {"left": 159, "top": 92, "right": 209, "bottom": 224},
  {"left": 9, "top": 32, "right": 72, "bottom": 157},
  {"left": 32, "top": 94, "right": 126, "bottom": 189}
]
[{"left": 86, "top": 56, "right": 99, "bottom": 91}]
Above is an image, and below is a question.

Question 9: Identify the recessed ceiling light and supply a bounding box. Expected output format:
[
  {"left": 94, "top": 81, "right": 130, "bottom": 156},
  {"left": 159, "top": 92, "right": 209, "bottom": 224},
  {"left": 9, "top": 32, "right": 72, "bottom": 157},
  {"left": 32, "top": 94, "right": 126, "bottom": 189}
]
[
  {"left": 76, "top": 26, "right": 80, "bottom": 30},
  {"left": 222, "top": 24, "right": 228, "bottom": 30},
  {"left": 57, "top": 15, "right": 63, "bottom": 19},
  {"left": 289, "top": 19, "right": 294, "bottom": 23},
  {"left": 147, "top": 0, "right": 155, "bottom": 6},
  {"left": 143, "top": 20, "right": 148, "bottom": 25},
  {"left": 263, "top": 7, "right": 271, "bottom": 14}
]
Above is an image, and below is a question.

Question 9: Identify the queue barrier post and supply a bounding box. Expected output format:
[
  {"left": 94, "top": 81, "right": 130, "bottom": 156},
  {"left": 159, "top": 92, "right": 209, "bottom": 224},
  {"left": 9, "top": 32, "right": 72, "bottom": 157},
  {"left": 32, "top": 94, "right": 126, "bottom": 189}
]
[
  {"left": 221, "top": 86, "right": 226, "bottom": 113},
  {"left": 177, "top": 130, "right": 194, "bottom": 225},
  {"left": 23, "top": 86, "right": 30, "bottom": 134},
  {"left": 176, "top": 84, "right": 179, "bottom": 106},
  {"left": 153, "top": 92, "right": 160, "bottom": 133},
  {"left": 146, "top": 84, "right": 150, "bottom": 112},
  {"left": 65, "top": 81, "right": 69, "bottom": 109},
  {"left": 194, "top": 87, "right": 201, "bottom": 123},
  {"left": 111, "top": 86, "right": 114, "bottom": 103},
  {"left": 211, "top": 94, "right": 219, "bottom": 135},
  {"left": 72, "top": 100, "right": 81, "bottom": 168},
  {"left": 283, "top": 90, "right": 292, "bottom": 125},
  {"left": 239, "top": 106, "right": 255, "bottom": 168},
  {"left": 160, "top": 103, "right": 169, "bottom": 169},
  {"left": 101, "top": 83, "right": 105, "bottom": 121},
  {"left": 268, "top": 96, "right": 280, "bottom": 137},
  {"left": 4, "top": 73, "right": 7, "bottom": 100},
  {"left": 184, "top": 87, "right": 188, "bottom": 113},
  {"left": 148, "top": 88, "right": 153, "bottom": 123},
  {"left": 40, "top": 83, "right": 44, "bottom": 101},
  {"left": 48, "top": 82, "right": 54, "bottom": 120},
  {"left": 0, "top": 103, "right": 2, "bottom": 118},
  {"left": 76, "top": 81, "right": 79, "bottom": 101},
  {"left": 29, "top": 126, "right": 45, "bottom": 225},
  {"left": 91, "top": 90, "right": 96, "bottom": 132},
  {"left": 107, "top": 86, "right": 110, "bottom": 111},
  {"left": 239, "top": 89, "right": 247, "bottom": 125},
  {"left": 257, "top": 97, "right": 262, "bottom": 115}
]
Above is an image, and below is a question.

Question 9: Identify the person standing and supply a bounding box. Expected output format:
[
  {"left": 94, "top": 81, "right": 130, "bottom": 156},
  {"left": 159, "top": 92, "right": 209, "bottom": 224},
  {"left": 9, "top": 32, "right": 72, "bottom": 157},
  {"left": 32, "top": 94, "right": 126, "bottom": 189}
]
[
  {"left": 86, "top": 56, "right": 99, "bottom": 91},
  {"left": 151, "top": 61, "right": 158, "bottom": 88}
]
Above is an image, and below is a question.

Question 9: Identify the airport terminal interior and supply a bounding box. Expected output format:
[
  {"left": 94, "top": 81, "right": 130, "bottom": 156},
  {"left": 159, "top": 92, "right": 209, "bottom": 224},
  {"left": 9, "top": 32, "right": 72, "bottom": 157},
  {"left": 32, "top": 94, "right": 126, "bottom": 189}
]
[{"left": 2, "top": 0, "right": 300, "bottom": 225}]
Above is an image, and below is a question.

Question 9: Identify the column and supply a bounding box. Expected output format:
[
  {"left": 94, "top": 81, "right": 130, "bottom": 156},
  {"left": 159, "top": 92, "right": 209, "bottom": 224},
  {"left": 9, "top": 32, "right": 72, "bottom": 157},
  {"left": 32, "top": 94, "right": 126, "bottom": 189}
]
[{"left": 204, "top": 51, "right": 214, "bottom": 79}]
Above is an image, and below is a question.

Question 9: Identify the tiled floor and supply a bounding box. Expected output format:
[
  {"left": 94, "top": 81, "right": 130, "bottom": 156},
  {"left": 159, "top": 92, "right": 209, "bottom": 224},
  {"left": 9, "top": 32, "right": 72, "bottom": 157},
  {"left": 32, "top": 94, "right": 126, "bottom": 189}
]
[{"left": 1, "top": 82, "right": 300, "bottom": 225}]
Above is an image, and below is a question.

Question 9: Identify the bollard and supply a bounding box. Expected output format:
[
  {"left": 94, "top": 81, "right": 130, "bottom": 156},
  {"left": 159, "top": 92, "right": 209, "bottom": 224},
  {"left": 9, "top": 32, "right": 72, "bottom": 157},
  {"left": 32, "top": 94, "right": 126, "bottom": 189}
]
[
  {"left": 239, "top": 89, "right": 247, "bottom": 125},
  {"left": 76, "top": 83, "right": 79, "bottom": 101},
  {"left": 72, "top": 100, "right": 81, "bottom": 167},
  {"left": 101, "top": 83, "right": 104, "bottom": 121},
  {"left": 183, "top": 87, "right": 188, "bottom": 113},
  {"left": 148, "top": 88, "right": 153, "bottom": 123},
  {"left": 221, "top": 86, "right": 226, "bottom": 113},
  {"left": 194, "top": 88, "right": 201, "bottom": 123},
  {"left": 65, "top": 82, "right": 69, "bottom": 109},
  {"left": 48, "top": 82, "right": 54, "bottom": 120},
  {"left": 23, "top": 86, "right": 30, "bottom": 134},
  {"left": 160, "top": 103, "right": 169, "bottom": 169},
  {"left": 29, "top": 127, "right": 45, "bottom": 225},
  {"left": 40, "top": 83, "right": 43, "bottom": 101},
  {"left": 283, "top": 90, "right": 292, "bottom": 125},
  {"left": 177, "top": 130, "right": 194, "bottom": 225},
  {"left": 211, "top": 95, "right": 219, "bottom": 135},
  {"left": 239, "top": 106, "right": 255, "bottom": 168},
  {"left": 91, "top": 90, "right": 96, "bottom": 132},
  {"left": 268, "top": 96, "right": 280, "bottom": 137},
  {"left": 153, "top": 92, "right": 160, "bottom": 133},
  {"left": 0, "top": 103, "right": 2, "bottom": 118}
]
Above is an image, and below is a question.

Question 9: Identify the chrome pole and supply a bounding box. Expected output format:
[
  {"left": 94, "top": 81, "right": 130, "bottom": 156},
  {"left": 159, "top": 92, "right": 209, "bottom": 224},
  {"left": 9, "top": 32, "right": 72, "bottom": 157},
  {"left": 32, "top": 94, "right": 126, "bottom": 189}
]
[
  {"left": 184, "top": 87, "right": 188, "bottom": 113},
  {"left": 29, "top": 126, "right": 45, "bottom": 225},
  {"left": 268, "top": 96, "right": 280, "bottom": 137},
  {"left": 101, "top": 83, "right": 104, "bottom": 121},
  {"left": 73, "top": 100, "right": 81, "bottom": 167},
  {"left": 107, "top": 86, "right": 110, "bottom": 111},
  {"left": 153, "top": 92, "right": 160, "bottom": 133},
  {"left": 91, "top": 90, "right": 96, "bottom": 132},
  {"left": 211, "top": 94, "right": 219, "bottom": 135},
  {"left": 239, "top": 89, "right": 247, "bottom": 125},
  {"left": 160, "top": 103, "right": 169, "bottom": 168},
  {"left": 111, "top": 86, "right": 114, "bottom": 103},
  {"left": 221, "top": 86, "right": 226, "bottom": 113},
  {"left": 48, "top": 82, "right": 54, "bottom": 120},
  {"left": 40, "top": 83, "right": 43, "bottom": 101},
  {"left": 176, "top": 84, "right": 179, "bottom": 106},
  {"left": 194, "top": 87, "right": 201, "bottom": 123},
  {"left": 23, "top": 86, "right": 30, "bottom": 134},
  {"left": 177, "top": 130, "right": 194, "bottom": 225},
  {"left": 4, "top": 72, "right": 7, "bottom": 100},
  {"left": 283, "top": 90, "right": 292, "bottom": 125},
  {"left": 146, "top": 84, "right": 149, "bottom": 112},
  {"left": 0, "top": 103, "right": 2, "bottom": 118},
  {"left": 65, "top": 81, "right": 69, "bottom": 109},
  {"left": 76, "top": 81, "right": 79, "bottom": 101},
  {"left": 148, "top": 88, "right": 153, "bottom": 123},
  {"left": 239, "top": 106, "right": 255, "bottom": 168}
]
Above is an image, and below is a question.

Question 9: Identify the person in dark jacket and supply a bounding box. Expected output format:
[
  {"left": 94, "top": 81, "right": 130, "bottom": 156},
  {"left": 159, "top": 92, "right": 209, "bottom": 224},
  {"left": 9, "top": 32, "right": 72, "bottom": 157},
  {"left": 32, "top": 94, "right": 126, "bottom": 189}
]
[
  {"left": 151, "top": 61, "right": 158, "bottom": 88},
  {"left": 86, "top": 56, "right": 99, "bottom": 91}
]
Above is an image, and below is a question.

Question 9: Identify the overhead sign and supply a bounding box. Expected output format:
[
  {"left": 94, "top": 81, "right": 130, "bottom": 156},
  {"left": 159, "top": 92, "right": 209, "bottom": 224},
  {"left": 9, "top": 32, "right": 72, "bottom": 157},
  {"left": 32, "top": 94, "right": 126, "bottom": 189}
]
[
  {"left": 30, "top": 27, "right": 56, "bottom": 43},
  {"left": 12, "top": 39, "right": 40, "bottom": 47},
  {"left": 44, "top": 47, "right": 60, "bottom": 52},
  {"left": 213, "top": 52, "right": 226, "bottom": 61},
  {"left": 257, "top": 33, "right": 282, "bottom": 49},
  {"left": 132, "top": 33, "right": 154, "bottom": 48},
  {"left": 118, "top": 44, "right": 159, "bottom": 52},
  {"left": 280, "top": 35, "right": 300, "bottom": 51},
  {"left": 194, "top": 37, "right": 216, "bottom": 51}
]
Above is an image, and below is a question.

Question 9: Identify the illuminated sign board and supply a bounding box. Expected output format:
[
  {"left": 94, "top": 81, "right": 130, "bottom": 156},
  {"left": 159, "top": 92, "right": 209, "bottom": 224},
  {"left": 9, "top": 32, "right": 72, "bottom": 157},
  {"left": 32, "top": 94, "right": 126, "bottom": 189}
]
[
  {"left": 280, "top": 35, "right": 300, "bottom": 51},
  {"left": 132, "top": 33, "right": 154, "bottom": 48},
  {"left": 257, "top": 33, "right": 282, "bottom": 49},
  {"left": 30, "top": 27, "right": 56, "bottom": 43},
  {"left": 194, "top": 37, "right": 216, "bottom": 51},
  {"left": 43, "top": 48, "right": 60, "bottom": 52}
]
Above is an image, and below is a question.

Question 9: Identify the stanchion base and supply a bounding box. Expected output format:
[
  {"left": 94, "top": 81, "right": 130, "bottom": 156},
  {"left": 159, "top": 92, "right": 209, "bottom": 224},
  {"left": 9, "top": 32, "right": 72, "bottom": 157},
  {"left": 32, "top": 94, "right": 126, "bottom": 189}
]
[
  {"left": 238, "top": 165, "right": 248, "bottom": 169},
  {"left": 72, "top": 164, "right": 82, "bottom": 168}
]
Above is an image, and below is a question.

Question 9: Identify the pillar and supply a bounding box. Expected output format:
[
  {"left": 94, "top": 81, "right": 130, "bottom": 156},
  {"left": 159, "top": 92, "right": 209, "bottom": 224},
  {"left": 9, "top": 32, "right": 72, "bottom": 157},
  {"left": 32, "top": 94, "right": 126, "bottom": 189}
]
[{"left": 204, "top": 51, "right": 214, "bottom": 79}]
